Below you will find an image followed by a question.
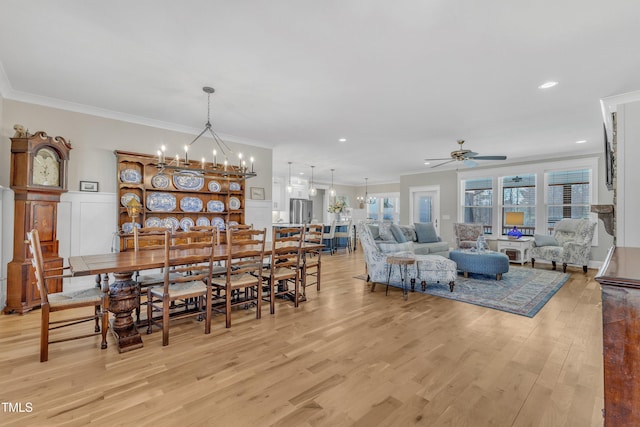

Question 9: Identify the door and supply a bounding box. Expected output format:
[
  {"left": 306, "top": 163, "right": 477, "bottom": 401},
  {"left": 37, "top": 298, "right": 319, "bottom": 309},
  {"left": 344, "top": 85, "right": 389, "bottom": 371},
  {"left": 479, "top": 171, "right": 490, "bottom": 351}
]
[{"left": 410, "top": 186, "right": 440, "bottom": 233}]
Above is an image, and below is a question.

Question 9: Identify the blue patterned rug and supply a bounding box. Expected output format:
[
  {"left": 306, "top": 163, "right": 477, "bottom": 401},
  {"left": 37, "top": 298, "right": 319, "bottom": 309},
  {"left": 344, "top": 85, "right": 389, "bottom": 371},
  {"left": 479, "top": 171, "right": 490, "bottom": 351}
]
[{"left": 356, "top": 266, "right": 570, "bottom": 317}]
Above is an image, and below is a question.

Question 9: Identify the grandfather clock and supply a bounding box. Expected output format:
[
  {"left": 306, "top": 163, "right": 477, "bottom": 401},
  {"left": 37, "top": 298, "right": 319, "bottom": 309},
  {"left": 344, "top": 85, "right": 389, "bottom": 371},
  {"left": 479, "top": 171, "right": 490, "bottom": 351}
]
[{"left": 5, "top": 129, "right": 71, "bottom": 314}]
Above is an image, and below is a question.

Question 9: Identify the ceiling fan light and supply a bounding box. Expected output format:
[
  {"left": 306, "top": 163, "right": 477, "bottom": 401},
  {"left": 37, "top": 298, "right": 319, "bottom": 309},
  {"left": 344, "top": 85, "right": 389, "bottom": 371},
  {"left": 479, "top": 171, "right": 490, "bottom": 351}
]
[{"left": 538, "top": 81, "right": 558, "bottom": 89}]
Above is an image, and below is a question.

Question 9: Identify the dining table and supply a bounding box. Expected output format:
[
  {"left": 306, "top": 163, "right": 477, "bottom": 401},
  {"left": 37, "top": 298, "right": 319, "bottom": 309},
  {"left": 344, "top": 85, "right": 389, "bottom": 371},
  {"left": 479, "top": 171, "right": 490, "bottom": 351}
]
[{"left": 68, "top": 241, "right": 323, "bottom": 353}]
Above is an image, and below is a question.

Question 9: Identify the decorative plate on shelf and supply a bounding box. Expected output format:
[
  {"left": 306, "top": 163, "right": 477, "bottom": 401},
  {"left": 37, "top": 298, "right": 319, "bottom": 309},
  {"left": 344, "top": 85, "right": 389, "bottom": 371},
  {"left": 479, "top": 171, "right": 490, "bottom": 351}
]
[
  {"left": 212, "top": 217, "right": 225, "bottom": 230},
  {"left": 196, "top": 216, "right": 210, "bottom": 227},
  {"left": 180, "top": 196, "right": 203, "bottom": 212},
  {"left": 207, "top": 200, "right": 225, "bottom": 212},
  {"left": 228, "top": 221, "right": 239, "bottom": 228},
  {"left": 229, "top": 182, "right": 241, "bottom": 191},
  {"left": 173, "top": 171, "right": 204, "bottom": 191},
  {"left": 208, "top": 180, "right": 221, "bottom": 192},
  {"left": 228, "top": 197, "right": 241, "bottom": 210},
  {"left": 120, "top": 192, "right": 141, "bottom": 207},
  {"left": 163, "top": 217, "right": 180, "bottom": 231},
  {"left": 180, "top": 217, "right": 195, "bottom": 231},
  {"left": 147, "top": 192, "right": 176, "bottom": 212},
  {"left": 145, "top": 216, "right": 163, "bottom": 228},
  {"left": 121, "top": 222, "right": 141, "bottom": 234},
  {"left": 151, "top": 174, "right": 170, "bottom": 189},
  {"left": 120, "top": 169, "right": 142, "bottom": 184}
]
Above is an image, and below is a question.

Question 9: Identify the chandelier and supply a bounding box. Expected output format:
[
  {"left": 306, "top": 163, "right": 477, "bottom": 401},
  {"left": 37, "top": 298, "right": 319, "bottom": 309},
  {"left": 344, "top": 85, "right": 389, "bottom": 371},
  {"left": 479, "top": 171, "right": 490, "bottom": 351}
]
[
  {"left": 155, "top": 86, "right": 256, "bottom": 179},
  {"left": 309, "top": 165, "right": 317, "bottom": 196},
  {"left": 329, "top": 169, "right": 336, "bottom": 197},
  {"left": 357, "top": 178, "right": 376, "bottom": 208}
]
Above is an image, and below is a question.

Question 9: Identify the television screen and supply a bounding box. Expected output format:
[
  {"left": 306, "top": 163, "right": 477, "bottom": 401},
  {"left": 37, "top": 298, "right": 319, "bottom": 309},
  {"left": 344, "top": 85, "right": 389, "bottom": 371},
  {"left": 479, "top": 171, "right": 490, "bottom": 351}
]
[{"left": 604, "top": 123, "right": 614, "bottom": 190}]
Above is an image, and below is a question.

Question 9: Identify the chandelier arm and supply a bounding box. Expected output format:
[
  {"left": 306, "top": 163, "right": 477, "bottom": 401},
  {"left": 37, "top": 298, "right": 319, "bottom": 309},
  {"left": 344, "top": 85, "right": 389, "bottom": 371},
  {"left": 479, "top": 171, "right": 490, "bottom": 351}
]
[
  {"left": 207, "top": 127, "right": 234, "bottom": 156},
  {"left": 189, "top": 126, "right": 210, "bottom": 146}
]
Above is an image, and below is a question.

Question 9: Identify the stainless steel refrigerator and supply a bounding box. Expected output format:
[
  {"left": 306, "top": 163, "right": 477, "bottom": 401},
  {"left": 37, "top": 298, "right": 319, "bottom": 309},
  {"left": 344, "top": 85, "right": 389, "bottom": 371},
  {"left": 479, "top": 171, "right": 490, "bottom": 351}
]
[{"left": 290, "top": 198, "right": 313, "bottom": 224}]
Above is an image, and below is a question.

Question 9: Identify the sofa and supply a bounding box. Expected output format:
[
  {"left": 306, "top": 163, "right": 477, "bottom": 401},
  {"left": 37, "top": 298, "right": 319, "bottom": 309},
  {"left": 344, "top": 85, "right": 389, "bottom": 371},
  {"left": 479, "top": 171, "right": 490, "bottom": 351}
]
[
  {"left": 365, "top": 222, "right": 449, "bottom": 256},
  {"left": 530, "top": 218, "right": 597, "bottom": 273},
  {"left": 358, "top": 222, "right": 455, "bottom": 289}
]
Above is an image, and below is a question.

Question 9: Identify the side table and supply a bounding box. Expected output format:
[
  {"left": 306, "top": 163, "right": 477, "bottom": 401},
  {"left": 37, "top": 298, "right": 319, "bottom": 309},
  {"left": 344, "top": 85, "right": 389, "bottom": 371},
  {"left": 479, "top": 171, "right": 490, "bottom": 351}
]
[
  {"left": 497, "top": 237, "right": 533, "bottom": 265},
  {"left": 386, "top": 255, "right": 416, "bottom": 300}
]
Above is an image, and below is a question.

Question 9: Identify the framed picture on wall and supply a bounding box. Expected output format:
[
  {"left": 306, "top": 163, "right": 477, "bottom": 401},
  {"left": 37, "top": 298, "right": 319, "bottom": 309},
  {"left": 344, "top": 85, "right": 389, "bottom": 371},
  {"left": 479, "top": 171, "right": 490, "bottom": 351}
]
[
  {"left": 80, "top": 181, "right": 99, "bottom": 192},
  {"left": 250, "top": 187, "right": 265, "bottom": 200}
]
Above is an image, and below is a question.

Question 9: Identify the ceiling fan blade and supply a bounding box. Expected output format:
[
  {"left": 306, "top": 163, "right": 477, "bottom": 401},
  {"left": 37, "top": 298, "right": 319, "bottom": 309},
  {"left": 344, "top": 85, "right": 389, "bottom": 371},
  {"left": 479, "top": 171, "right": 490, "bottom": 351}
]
[
  {"left": 463, "top": 159, "right": 478, "bottom": 168},
  {"left": 464, "top": 151, "right": 479, "bottom": 158},
  {"left": 431, "top": 159, "right": 455, "bottom": 168},
  {"left": 424, "top": 157, "right": 453, "bottom": 161},
  {"left": 472, "top": 155, "right": 507, "bottom": 160}
]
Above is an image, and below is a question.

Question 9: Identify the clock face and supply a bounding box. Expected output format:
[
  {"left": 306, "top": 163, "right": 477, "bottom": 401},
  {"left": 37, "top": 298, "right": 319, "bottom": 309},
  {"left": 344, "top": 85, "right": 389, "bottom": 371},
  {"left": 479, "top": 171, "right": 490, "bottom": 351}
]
[{"left": 32, "top": 147, "right": 60, "bottom": 187}]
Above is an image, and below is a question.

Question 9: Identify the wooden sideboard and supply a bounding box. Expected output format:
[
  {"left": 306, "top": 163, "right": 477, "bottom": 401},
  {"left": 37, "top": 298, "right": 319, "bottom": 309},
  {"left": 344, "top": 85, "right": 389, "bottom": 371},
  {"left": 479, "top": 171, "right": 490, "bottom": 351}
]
[
  {"left": 115, "top": 150, "right": 248, "bottom": 250},
  {"left": 596, "top": 246, "right": 640, "bottom": 426}
]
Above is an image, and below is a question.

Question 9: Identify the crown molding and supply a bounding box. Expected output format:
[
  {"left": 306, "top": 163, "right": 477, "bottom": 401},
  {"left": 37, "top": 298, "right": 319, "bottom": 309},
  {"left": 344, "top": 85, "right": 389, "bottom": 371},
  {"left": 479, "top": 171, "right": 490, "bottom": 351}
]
[
  {"left": 0, "top": 61, "right": 271, "bottom": 149},
  {"left": 601, "top": 90, "right": 640, "bottom": 142}
]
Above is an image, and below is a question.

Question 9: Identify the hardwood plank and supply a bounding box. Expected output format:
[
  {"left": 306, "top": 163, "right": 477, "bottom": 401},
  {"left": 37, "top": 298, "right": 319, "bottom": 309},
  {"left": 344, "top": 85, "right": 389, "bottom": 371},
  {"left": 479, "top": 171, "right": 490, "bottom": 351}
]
[{"left": 0, "top": 250, "right": 604, "bottom": 426}]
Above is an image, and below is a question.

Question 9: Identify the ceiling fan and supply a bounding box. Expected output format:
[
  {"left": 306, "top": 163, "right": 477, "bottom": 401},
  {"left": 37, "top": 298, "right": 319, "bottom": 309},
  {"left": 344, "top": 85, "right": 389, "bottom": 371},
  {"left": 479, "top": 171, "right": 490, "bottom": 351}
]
[{"left": 425, "top": 140, "right": 507, "bottom": 168}]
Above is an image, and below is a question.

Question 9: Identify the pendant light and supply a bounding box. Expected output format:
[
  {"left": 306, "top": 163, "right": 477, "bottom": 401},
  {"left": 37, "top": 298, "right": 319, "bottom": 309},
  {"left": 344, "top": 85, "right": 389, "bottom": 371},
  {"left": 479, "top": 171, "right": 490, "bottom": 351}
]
[
  {"left": 287, "top": 161, "right": 293, "bottom": 193},
  {"left": 329, "top": 168, "right": 336, "bottom": 197},
  {"left": 309, "top": 165, "right": 317, "bottom": 196},
  {"left": 365, "top": 178, "right": 376, "bottom": 204}
]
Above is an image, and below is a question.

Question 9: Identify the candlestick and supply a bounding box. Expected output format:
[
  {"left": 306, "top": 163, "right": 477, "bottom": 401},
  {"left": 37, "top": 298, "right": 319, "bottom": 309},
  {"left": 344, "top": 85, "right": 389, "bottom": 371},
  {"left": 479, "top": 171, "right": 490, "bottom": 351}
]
[
  {"left": 238, "top": 153, "right": 243, "bottom": 169},
  {"left": 157, "top": 150, "right": 162, "bottom": 164},
  {"left": 175, "top": 154, "right": 179, "bottom": 165},
  {"left": 250, "top": 156, "right": 254, "bottom": 173},
  {"left": 161, "top": 145, "right": 166, "bottom": 163},
  {"left": 213, "top": 149, "right": 217, "bottom": 168},
  {"left": 242, "top": 160, "right": 246, "bottom": 171},
  {"left": 224, "top": 159, "right": 228, "bottom": 171},
  {"left": 201, "top": 157, "right": 205, "bottom": 169},
  {"left": 184, "top": 145, "right": 189, "bottom": 164}
]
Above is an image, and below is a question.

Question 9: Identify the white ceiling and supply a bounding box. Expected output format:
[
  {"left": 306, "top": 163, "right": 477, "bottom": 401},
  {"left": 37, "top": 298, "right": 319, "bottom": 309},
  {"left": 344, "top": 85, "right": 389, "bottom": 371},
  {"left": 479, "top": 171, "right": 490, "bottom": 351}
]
[{"left": 1, "top": 1, "right": 639, "bottom": 186}]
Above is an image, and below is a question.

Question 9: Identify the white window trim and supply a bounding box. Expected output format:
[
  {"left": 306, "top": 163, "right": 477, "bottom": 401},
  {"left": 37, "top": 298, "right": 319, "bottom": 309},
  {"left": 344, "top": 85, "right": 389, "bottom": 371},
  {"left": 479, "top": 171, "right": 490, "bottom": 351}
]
[{"left": 457, "top": 157, "right": 599, "bottom": 245}]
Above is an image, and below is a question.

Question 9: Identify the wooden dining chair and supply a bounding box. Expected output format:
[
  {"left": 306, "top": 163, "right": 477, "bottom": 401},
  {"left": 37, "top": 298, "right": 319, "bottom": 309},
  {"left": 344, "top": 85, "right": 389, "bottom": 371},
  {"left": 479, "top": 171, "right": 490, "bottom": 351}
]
[
  {"left": 146, "top": 229, "right": 215, "bottom": 346},
  {"left": 27, "top": 229, "right": 108, "bottom": 362},
  {"left": 262, "top": 226, "right": 305, "bottom": 313},
  {"left": 132, "top": 226, "right": 181, "bottom": 324},
  {"left": 301, "top": 223, "right": 323, "bottom": 295},
  {"left": 210, "top": 227, "right": 266, "bottom": 328}
]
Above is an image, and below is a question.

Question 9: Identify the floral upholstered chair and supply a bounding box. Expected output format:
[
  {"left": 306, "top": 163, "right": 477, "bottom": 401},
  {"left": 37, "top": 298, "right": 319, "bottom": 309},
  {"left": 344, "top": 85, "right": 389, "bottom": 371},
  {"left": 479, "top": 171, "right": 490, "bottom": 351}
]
[
  {"left": 453, "top": 223, "right": 484, "bottom": 249},
  {"left": 531, "top": 218, "right": 597, "bottom": 273},
  {"left": 357, "top": 222, "right": 416, "bottom": 284}
]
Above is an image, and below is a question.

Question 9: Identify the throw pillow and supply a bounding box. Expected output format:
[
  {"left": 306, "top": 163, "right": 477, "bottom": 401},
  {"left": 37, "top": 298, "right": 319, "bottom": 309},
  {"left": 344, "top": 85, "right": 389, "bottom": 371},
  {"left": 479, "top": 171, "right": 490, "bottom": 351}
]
[
  {"left": 414, "top": 222, "right": 439, "bottom": 243},
  {"left": 390, "top": 224, "right": 407, "bottom": 243},
  {"left": 378, "top": 223, "right": 395, "bottom": 241},
  {"left": 555, "top": 219, "right": 581, "bottom": 233},
  {"left": 534, "top": 234, "right": 559, "bottom": 247},
  {"left": 367, "top": 225, "right": 380, "bottom": 240}
]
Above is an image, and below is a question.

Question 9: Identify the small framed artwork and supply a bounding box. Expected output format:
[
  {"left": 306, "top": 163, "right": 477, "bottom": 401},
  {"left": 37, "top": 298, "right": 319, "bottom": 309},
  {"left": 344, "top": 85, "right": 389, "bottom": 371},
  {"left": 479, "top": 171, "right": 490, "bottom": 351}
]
[
  {"left": 80, "top": 181, "right": 99, "bottom": 192},
  {"left": 250, "top": 187, "right": 265, "bottom": 200}
]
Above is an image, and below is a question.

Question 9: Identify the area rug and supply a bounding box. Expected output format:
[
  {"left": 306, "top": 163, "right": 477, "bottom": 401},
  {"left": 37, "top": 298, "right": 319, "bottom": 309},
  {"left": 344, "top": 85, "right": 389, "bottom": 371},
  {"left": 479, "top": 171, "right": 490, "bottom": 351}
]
[{"left": 354, "top": 266, "right": 570, "bottom": 317}]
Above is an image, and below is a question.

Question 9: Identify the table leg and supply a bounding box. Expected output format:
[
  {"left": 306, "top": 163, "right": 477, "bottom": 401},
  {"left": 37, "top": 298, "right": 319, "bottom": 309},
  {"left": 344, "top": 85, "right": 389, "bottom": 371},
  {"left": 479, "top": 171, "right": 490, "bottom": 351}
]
[
  {"left": 386, "top": 264, "right": 392, "bottom": 296},
  {"left": 401, "top": 265, "right": 408, "bottom": 301},
  {"left": 109, "top": 271, "right": 143, "bottom": 353}
]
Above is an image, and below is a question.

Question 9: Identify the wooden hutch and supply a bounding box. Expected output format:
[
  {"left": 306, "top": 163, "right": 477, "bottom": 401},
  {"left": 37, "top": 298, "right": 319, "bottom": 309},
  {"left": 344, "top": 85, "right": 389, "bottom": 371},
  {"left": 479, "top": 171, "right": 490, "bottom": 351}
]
[{"left": 115, "top": 150, "right": 253, "bottom": 249}]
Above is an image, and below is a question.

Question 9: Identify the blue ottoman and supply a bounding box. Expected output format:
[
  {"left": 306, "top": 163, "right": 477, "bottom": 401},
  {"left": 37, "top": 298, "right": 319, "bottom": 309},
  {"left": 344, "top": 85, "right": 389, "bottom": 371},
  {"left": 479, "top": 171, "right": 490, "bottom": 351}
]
[{"left": 449, "top": 249, "right": 510, "bottom": 280}]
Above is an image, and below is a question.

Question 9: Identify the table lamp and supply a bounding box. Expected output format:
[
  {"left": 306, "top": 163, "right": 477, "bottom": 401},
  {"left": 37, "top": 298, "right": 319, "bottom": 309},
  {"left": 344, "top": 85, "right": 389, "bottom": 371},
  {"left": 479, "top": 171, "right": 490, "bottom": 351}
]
[{"left": 505, "top": 212, "right": 524, "bottom": 239}]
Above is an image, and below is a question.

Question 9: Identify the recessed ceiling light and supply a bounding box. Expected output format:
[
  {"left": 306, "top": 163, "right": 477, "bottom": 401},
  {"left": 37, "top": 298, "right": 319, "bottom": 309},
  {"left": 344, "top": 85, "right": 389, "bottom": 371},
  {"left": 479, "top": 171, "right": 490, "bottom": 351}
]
[
  {"left": 538, "top": 81, "right": 558, "bottom": 89},
  {"left": 424, "top": 161, "right": 430, "bottom": 165},
  {"left": 576, "top": 140, "right": 587, "bottom": 144},
  {"left": 299, "top": 172, "right": 304, "bottom": 175},
  {"left": 338, "top": 138, "right": 347, "bottom": 142}
]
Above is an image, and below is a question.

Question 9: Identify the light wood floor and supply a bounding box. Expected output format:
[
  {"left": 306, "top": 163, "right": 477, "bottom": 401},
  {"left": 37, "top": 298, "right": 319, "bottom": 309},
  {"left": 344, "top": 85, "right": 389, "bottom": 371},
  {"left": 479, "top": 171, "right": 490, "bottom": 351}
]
[{"left": 0, "top": 249, "right": 604, "bottom": 426}]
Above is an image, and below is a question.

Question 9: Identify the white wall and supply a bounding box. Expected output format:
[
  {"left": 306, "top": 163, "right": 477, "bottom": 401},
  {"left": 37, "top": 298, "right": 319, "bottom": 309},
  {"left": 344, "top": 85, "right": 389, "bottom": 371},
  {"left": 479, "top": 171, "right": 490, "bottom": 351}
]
[{"left": 617, "top": 100, "right": 640, "bottom": 247}]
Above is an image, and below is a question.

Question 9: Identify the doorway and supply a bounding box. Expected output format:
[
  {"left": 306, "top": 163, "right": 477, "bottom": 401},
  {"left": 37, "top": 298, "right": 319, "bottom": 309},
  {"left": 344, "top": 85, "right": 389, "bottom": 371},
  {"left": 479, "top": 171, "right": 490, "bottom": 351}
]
[{"left": 410, "top": 186, "right": 440, "bottom": 232}]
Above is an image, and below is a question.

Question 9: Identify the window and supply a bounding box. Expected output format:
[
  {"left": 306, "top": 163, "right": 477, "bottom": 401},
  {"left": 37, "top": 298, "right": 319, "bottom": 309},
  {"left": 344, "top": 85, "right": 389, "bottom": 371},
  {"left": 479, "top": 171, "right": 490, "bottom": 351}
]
[
  {"left": 501, "top": 174, "right": 536, "bottom": 236},
  {"left": 367, "top": 193, "right": 400, "bottom": 223},
  {"left": 546, "top": 169, "right": 591, "bottom": 231},
  {"left": 458, "top": 157, "right": 598, "bottom": 241},
  {"left": 463, "top": 178, "right": 492, "bottom": 233}
]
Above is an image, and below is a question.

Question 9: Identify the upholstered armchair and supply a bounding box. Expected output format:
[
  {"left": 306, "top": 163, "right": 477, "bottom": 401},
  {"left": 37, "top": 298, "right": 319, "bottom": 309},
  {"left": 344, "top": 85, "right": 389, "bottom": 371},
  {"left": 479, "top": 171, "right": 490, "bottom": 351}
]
[
  {"left": 453, "top": 223, "right": 484, "bottom": 249},
  {"left": 531, "top": 218, "right": 597, "bottom": 273}
]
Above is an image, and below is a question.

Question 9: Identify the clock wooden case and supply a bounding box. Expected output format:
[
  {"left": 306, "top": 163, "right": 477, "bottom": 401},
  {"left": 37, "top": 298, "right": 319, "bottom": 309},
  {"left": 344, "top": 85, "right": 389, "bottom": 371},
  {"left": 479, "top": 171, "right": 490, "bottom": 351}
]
[{"left": 5, "top": 130, "right": 71, "bottom": 314}]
